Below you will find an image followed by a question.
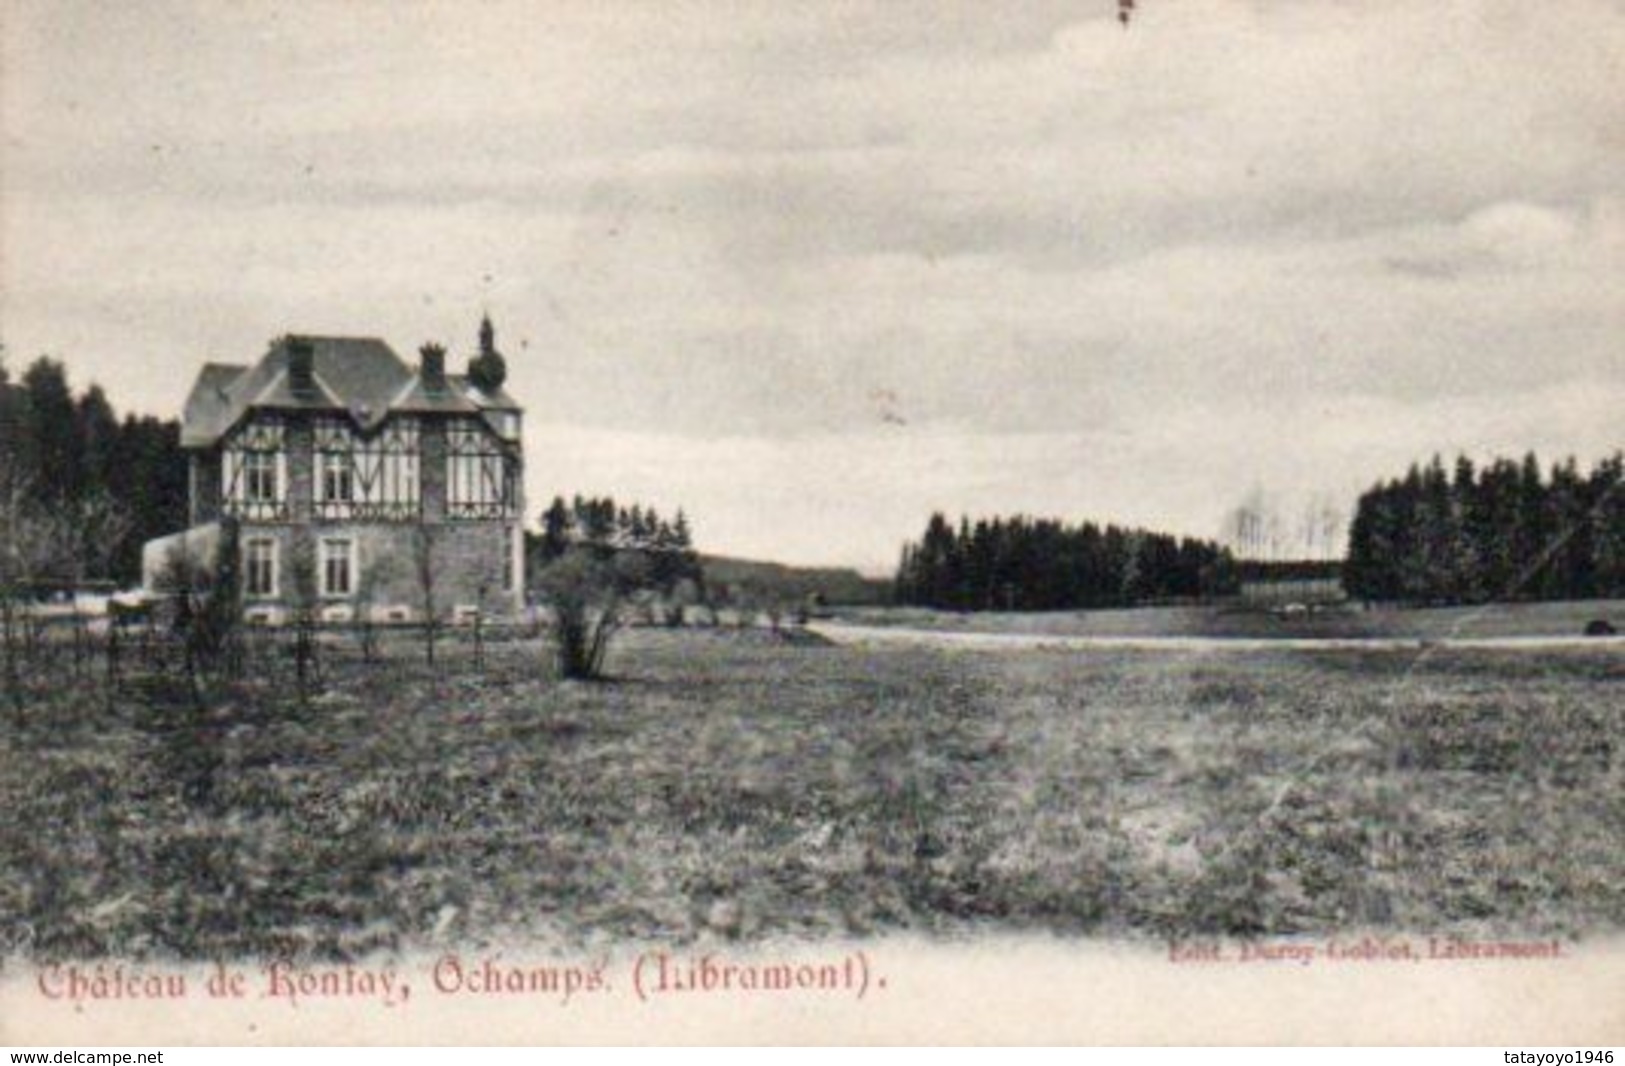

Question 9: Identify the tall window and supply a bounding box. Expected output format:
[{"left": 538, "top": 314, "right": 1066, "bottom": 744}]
[
  {"left": 320, "top": 538, "right": 354, "bottom": 597},
  {"left": 244, "top": 538, "right": 278, "bottom": 598},
  {"left": 315, "top": 416, "right": 420, "bottom": 520},
  {"left": 320, "top": 454, "right": 353, "bottom": 508},
  {"left": 222, "top": 419, "right": 287, "bottom": 520},
  {"left": 314, "top": 418, "right": 355, "bottom": 519},
  {"left": 446, "top": 419, "right": 518, "bottom": 520},
  {"left": 245, "top": 453, "right": 278, "bottom": 504}
]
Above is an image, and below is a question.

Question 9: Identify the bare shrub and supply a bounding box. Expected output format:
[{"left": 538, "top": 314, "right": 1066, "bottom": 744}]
[{"left": 535, "top": 546, "right": 652, "bottom": 680}]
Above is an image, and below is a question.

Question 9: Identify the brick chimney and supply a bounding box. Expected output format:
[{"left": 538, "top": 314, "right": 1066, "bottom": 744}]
[
  {"left": 419, "top": 342, "right": 447, "bottom": 392},
  {"left": 287, "top": 337, "right": 316, "bottom": 399}
]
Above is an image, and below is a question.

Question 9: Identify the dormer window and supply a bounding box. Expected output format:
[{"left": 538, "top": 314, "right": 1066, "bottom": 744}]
[
  {"left": 245, "top": 452, "right": 279, "bottom": 503},
  {"left": 321, "top": 451, "right": 355, "bottom": 508},
  {"left": 315, "top": 417, "right": 356, "bottom": 519},
  {"left": 314, "top": 415, "right": 420, "bottom": 521},
  {"left": 221, "top": 417, "right": 288, "bottom": 520},
  {"left": 446, "top": 418, "right": 518, "bottom": 520}
]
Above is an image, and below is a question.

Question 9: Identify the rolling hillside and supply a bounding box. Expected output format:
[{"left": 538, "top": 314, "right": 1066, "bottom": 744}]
[{"left": 699, "top": 554, "right": 891, "bottom": 606}]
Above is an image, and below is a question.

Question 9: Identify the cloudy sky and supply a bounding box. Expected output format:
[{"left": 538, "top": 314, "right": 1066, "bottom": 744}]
[{"left": 3, "top": 0, "right": 1621, "bottom": 571}]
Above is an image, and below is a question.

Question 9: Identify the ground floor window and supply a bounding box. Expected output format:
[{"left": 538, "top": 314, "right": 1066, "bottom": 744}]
[
  {"left": 320, "top": 538, "right": 354, "bottom": 598},
  {"left": 244, "top": 537, "right": 277, "bottom": 598}
]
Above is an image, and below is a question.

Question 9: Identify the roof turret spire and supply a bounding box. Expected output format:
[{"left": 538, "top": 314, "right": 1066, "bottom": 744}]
[
  {"left": 479, "top": 312, "right": 496, "bottom": 357},
  {"left": 469, "top": 313, "right": 508, "bottom": 392}
]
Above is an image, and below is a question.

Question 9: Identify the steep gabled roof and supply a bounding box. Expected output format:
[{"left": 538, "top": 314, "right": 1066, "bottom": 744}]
[
  {"left": 449, "top": 375, "right": 522, "bottom": 412},
  {"left": 180, "top": 334, "right": 521, "bottom": 448},
  {"left": 388, "top": 375, "right": 484, "bottom": 415},
  {"left": 181, "top": 363, "right": 250, "bottom": 447}
]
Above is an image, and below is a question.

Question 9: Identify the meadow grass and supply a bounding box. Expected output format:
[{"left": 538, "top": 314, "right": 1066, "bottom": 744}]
[
  {"left": 0, "top": 628, "right": 1619, "bottom": 961},
  {"left": 835, "top": 598, "right": 1625, "bottom": 640}
]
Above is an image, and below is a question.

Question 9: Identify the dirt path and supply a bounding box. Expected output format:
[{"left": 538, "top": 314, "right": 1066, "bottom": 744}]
[{"left": 808, "top": 622, "right": 1625, "bottom": 653}]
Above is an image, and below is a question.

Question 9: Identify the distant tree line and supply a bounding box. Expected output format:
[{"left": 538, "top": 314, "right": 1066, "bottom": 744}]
[
  {"left": 529, "top": 495, "right": 703, "bottom": 590},
  {"left": 0, "top": 355, "right": 186, "bottom": 585},
  {"left": 1345, "top": 453, "right": 1625, "bottom": 604},
  {"left": 894, "top": 513, "right": 1240, "bottom": 611}
]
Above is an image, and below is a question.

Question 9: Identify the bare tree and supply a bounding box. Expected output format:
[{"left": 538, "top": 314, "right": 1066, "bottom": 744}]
[
  {"left": 472, "top": 579, "right": 489, "bottom": 672},
  {"left": 412, "top": 524, "right": 440, "bottom": 666},
  {"left": 286, "top": 531, "right": 320, "bottom": 698},
  {"left": 535, "top": 546, "right": 651, "bottom": 680},
  {"left": 1224, "top": 488, "right": 1291, "bottom": 561},
  {"left": 1, "top": 479, "right": 60, "bottom": 670},
  {"left": 147, "top": 527, "right": 241, "bottom": 810},
  {"left": 155, "top": 522, "right": 240, "bottom": 707},
  {"left": 0, "top": 476, "right": 48, "bottom": 713},
  {"left": 1291, "top": 493, "right": 1348, "bottom": 562},
  {"left": 1315, "top": 498, "right": 1346, "bottom": 562},
  {"left": 353, "top": 552, "right": 395, "bottom": 664},
  {"left": 54, "top": 489, "right": 133, "bottom": 676},
  {"left": 1222, "top": 500, "right": 1259, "bottom": 561}
]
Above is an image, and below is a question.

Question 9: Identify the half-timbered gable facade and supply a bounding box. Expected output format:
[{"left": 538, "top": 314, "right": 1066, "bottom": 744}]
[{"left": 171, "top": 319, "right": 523, "bottom": 623}]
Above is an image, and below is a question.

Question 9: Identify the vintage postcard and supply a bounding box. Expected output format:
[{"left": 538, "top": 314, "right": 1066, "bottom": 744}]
[{"left": 1, "top": 0, "right": 1622, "bottom": 1046}]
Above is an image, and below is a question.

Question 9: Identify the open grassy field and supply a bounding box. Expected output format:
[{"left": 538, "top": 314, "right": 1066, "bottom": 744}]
[
  {"left": 833, "top": 599, "right": 1625, "bottom": 640},
  {"left": 0, "top": 627, "right": 1620, "bottom": 961}
]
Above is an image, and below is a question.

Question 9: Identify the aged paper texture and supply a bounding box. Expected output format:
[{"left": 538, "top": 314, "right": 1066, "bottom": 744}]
[{"left": 2, "top": 0, "right": 1622, "bottom": 1046}]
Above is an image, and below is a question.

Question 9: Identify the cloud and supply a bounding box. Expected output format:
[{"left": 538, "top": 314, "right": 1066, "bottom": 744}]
[
  {"left": 530, "top": 372, "right": 1625, "bottom": 571},
  {"left": 2, "top": 0, "right": 1621, "bottom": 567}
]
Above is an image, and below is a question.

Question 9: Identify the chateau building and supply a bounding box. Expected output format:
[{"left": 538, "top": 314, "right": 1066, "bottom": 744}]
[{"left": 156, "top": 317, "right": 523, "bottom": 623}]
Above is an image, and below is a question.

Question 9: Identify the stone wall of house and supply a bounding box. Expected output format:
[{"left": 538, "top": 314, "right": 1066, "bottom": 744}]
[
  {"left": 189, "top": 451, "right": 222, "bottom": 527},
  {"left": 420, "top": 420, "right": 447, "bottom": 520},
  {"left": 237, "top": 518, "right": 523, "bottom": 624},
  {"left": 286, "top": 421, "right": 314, "bottom": 522}
]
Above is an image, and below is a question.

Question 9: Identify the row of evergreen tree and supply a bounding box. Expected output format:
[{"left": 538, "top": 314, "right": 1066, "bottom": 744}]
[
  {"left": 894, "top": 513, "right": 1239, "bottom": 611},
  {"left": 0, "top": 356, "right": 188, "bottom": 585},
  {"left": 1344, "top": 452, "right": 1625, "bottom": 604},
  {"left": 530, "top": 495, "right": 703, "bottom": 590}
]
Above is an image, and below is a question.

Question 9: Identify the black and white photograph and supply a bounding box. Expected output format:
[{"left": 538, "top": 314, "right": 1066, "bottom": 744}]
[{"left": 1, "top": 0, "right": 1621, "bottom": 1046}]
